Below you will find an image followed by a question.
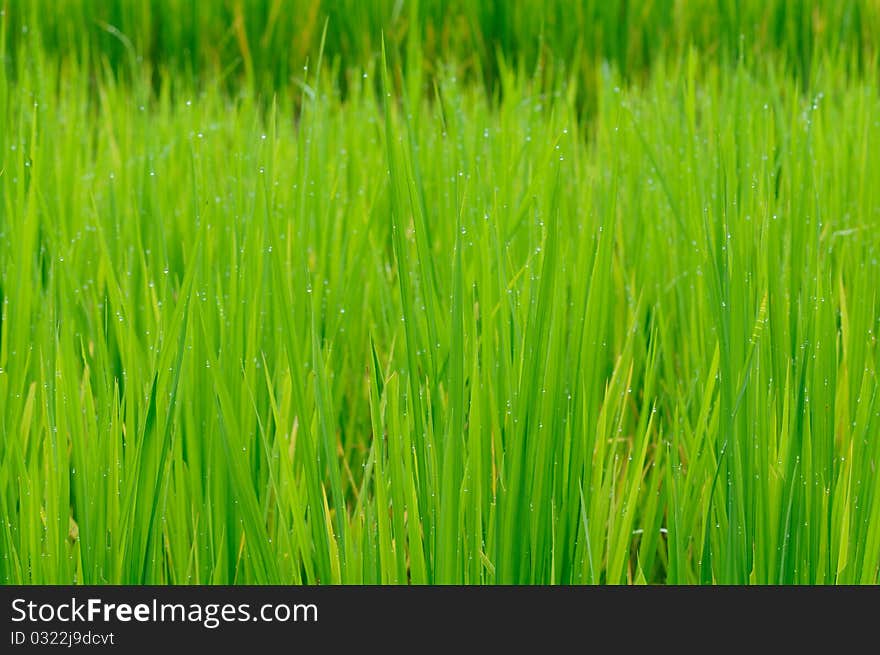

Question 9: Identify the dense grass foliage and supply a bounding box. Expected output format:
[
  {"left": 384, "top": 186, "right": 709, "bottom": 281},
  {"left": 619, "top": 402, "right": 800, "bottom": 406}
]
[
  {"left": 2, "top": 4, "right": 880, "bottom": 584},
  {"left": 3, "top": 0, "right": 879, "bottom": 98}
]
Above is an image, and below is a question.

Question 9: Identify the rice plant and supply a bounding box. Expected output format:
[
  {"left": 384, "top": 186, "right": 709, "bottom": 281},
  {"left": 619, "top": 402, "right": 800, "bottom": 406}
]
[{"left": 1, "top": 1, "right": 879, "bottom": 585}]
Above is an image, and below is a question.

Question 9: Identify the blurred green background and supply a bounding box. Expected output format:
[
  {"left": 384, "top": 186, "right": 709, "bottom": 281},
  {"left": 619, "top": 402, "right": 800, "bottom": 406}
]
[{"left": 4, "top": 0, "right": 878, "bottom": 97}]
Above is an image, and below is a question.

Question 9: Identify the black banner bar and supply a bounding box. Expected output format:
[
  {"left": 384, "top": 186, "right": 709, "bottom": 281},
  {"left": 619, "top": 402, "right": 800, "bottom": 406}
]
[{"left": 1, "top": 586, "right": 875, "bottom": 650}]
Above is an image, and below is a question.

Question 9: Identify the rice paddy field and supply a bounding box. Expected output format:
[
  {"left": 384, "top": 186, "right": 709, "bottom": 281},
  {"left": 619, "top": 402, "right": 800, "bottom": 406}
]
[{"left": 2, "top": 1, "right": 880, "bottom": 586}]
